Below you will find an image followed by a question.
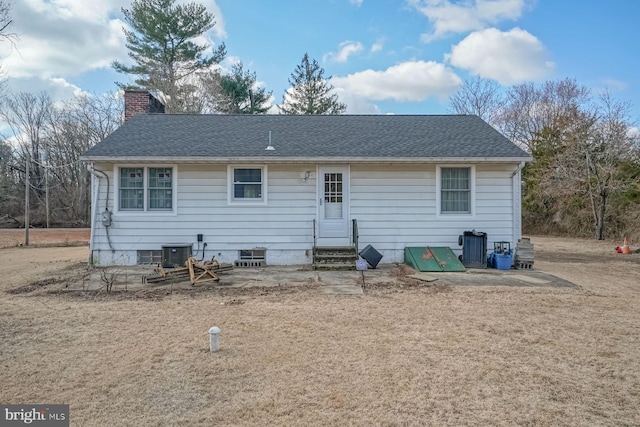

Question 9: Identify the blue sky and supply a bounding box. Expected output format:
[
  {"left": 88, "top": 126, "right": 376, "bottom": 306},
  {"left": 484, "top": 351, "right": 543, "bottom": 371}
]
[{"left": 1, "top": 0, "right": 639, "bottom": 121}]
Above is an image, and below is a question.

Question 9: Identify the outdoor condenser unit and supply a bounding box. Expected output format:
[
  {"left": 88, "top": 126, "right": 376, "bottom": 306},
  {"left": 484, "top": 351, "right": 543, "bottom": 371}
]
[
  {"left": 459, "top": 230, "right": 487, "bottom": 268},
  {"left": 161, "top": 244, "right": 192, "bottom": 268}
]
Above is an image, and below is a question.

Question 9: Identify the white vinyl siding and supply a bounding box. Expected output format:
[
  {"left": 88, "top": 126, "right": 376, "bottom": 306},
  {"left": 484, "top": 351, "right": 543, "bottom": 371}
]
[
  {"left": 350, "top": 163, "right": 514, "bottom": 260},
  {"left": 90, "top": 162, "right": 520, "bottom": 266}
]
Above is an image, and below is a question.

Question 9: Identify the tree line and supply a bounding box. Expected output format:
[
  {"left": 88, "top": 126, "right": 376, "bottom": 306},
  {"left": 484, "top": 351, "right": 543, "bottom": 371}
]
[
  {"left": 450, "top": 77, "right": 640, "bottom": 240},
  {"left": 1, "top": 0, "right": 639, "bottom": 241}
]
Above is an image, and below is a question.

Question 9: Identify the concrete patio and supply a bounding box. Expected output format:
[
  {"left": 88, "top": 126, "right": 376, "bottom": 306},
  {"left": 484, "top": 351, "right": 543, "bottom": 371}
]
[{"left": 65, "top": 262, "right": 578, "bottom": 294}]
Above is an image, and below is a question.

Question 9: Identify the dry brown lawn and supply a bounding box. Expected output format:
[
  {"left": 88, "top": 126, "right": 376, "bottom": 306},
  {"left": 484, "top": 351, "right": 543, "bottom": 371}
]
[{"left": 0, "top": 231, "right": 639, "bottom": 426}]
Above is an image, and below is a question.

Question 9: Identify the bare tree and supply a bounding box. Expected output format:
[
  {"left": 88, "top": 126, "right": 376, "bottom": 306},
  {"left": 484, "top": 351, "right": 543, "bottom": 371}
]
[
  {"left": 448, "top": 76, "right": 504, "bottom": 126},
  {"left": 0, "top": 136, "right": 21, "bottom": 224},
  {"left": 0, "top": 0, "right": 18, "bottom": 95},
  {"left": 0, "top": 92, "right": 52, "bottom": 213},
  {"left": 498, "top": 78, "right": 591, "bottom": 150},
  {"left": 0, "top": 91, "right": 123, "bottom": 226},
  {"left": 47, "top": 93, "right": 123, "bottom": 223},
  {"left": 0, "top": 0, "right": 15, "bottom": 41},
  {"left": 538, "top": 91, "right": 638, "bottom": 239}
]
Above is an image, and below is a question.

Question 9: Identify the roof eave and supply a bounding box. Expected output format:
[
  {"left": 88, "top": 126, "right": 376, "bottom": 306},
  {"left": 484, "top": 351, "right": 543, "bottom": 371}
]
[{"left": 80, "top": 155, "right": 533, "bottom": 164}]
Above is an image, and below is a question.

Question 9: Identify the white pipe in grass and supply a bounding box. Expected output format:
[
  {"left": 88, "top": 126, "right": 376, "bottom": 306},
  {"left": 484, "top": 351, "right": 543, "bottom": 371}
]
[{"left": 209, "top": 326, "right": 221, "bottom": 352}]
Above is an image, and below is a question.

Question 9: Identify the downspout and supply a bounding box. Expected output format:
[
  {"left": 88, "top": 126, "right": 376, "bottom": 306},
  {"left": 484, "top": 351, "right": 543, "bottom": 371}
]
[
  {"left": 511, "top": 161, "right": 526, "bottom": 178},
  {"left": 512, "top": 161, "right": 526, "bottom": 242},
  {"left": 88, "top": 165, "right": 115, "bottom": 262}
]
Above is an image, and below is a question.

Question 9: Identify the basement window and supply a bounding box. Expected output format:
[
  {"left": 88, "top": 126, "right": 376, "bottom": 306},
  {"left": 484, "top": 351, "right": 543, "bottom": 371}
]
[
  {"left": 137, "top": 250, "right": 162, "bottom": 265},
  {"left": 239, "top": 249, "right": 266, "bottom": 261},
  {"left": 235, "top": 249, "right": 267, "bottom": 267}
]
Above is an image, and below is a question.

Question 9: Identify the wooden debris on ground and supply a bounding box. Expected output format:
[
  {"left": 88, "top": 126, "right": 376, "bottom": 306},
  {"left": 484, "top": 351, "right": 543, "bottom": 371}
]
[{"left": 143, "top": 257, "right": 234, "bottom": 286}]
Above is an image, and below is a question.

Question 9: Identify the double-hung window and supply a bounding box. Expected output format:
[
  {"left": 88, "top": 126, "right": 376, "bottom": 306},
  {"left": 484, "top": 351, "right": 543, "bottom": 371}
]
[
  {"left": 118, "top": 166, "right": 174, "bottom": 211},
  {"left": 148, "top": 168, "right": 173, "bottom": 209},
  {"left": 229, "top": 166, "right": 266, "bottom": 204},
  {"left": 439, "top": 166, "right": 472, "bottom": 214},
  {"left": 119, "top": 167, "right": 144, "bottom": 210}
]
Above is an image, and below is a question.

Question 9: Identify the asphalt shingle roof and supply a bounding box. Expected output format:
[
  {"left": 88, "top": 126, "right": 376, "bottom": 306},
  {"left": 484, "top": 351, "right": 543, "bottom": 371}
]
[{"left": 82, "top": 114, "right": 530, "bottom": 161}]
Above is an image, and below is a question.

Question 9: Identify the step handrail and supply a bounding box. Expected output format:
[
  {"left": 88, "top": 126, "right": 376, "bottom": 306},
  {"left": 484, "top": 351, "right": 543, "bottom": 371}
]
[
  {"left": 352, "top": 218, "right": 359, "bottom": 252},
  {"left": 313, "top": 218, "right": 317, "bottom": 254}
]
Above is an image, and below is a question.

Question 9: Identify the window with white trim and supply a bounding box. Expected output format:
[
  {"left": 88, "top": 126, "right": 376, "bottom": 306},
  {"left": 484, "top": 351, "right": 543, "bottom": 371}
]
[
  {"left": 229, "top": 166, "right": 266, "bottom": 203},
  {"left": 118, "top": 166, "right": 174, "bottom": 211},
  {"left": 439, "top": 166, "right": 472, "bottom": 214},
  {"left": 120, "top": 167, "right": 144, "bottom": 210},
  {"left": 148, "top": 167, "right": 173, "bottom": 209}
]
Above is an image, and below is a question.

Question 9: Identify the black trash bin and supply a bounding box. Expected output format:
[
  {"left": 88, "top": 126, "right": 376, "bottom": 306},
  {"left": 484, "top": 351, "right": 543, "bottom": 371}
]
[
  {"left": 459, "top": 231, "right": 487, "bottom": 268},
  {"left": 359, "top": 244, "right": 383, "bottom": 269}
]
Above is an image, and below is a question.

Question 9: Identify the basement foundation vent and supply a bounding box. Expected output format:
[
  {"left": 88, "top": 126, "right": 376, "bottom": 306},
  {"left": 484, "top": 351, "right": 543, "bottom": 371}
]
[
  {"left": 234, "top": 249, "right": 266, "bottom": 267},
  {"left": 137, "top": 250, "right": 162, "bottom": 265}
]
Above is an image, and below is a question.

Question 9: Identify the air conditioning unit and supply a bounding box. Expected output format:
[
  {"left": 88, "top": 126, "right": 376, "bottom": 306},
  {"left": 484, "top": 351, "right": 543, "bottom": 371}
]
[{"left": 162, "top": 244, "right": 192, "bottom": 268}]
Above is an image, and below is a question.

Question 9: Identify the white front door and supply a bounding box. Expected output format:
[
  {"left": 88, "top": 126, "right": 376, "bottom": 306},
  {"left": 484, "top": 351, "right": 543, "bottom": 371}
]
[{"left": 317, "top": 166, "right": 350, "bottom": 246}]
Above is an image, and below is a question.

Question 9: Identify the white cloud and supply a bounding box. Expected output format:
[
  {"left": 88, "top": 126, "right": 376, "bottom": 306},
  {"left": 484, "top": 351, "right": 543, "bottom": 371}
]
[
  {"left": 191, "top": 0, "right": 227, "bottom": 39},
  {"left": 0, "top": 1, "right": 128, "bottom": 79},
  {"left": 447, "top": 27, "right": 554, "bottom": 85},
  {"left": 323, "top": 41, "right": 365, "bottom": 63},
  {"left": 370, "top": 38, "right": 384, "bottom": 53},
  {"left": 0, "top": 0, "right": 226, "bottom": 80},
  {"left": 408, "top": 0, "right": 527, "bottom": 42},
  {"left": 1, "top": 76, "right": 88, "bottom": 104},
  {"left": 331, "top": 60, "right": 462, "bottom": 102},
  {"left": 334, "top": 88, "right": 381, "bottom": 114},
  {"left": 601, "top": 78, "right": 629, "bottom": 92},
  {"left": 349, "top": 0, "right": 364, "bottom": 6}
]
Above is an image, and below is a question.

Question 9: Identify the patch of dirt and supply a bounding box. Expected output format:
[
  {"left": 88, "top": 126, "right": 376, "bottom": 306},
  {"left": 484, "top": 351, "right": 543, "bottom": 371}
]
[
  {"left": 8, "top": 278, "right": 58, "bottom": 294},
  {"left": 0, "top": 228, "right": 89, "bottom": 249}
]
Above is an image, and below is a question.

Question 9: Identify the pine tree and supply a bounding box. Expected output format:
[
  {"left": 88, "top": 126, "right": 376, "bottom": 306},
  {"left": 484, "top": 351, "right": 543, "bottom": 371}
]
[
  {"left": 214, "top": 62, "right": 272, "bottom": 114},
  {"left": 112, "top": 0, "right": 225, "bottom": 113},
  {"left": 279, "top": 53, "right": 346, "bottom": 115}
]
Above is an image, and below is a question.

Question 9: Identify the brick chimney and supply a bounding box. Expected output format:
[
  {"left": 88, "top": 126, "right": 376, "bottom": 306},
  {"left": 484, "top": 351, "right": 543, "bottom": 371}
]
[{"left": 124, "top": 90, "right": 165, "bottom": 121}]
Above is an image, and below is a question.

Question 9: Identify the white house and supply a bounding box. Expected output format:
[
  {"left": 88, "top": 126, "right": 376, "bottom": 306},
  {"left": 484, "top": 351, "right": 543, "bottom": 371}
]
[{"left": 80, "top": 91, "right": 531, "bottom": 267}]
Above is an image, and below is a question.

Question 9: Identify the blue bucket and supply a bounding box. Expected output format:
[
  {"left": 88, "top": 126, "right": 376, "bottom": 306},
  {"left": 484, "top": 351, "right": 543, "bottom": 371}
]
[{"left": 493, "top": 253, "right": 512, "bottom": 270}]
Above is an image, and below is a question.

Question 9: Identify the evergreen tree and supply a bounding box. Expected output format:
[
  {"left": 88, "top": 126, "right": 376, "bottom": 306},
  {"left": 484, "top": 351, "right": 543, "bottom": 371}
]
[
  {"left": 279, "top": 53, "right": 346, "bottom": 115},
  {"left": 112, "top": 0, "right": 225, "bottom": 113},
  {"left": 214, "top": 62, "right": 272, "bottom": 114}
]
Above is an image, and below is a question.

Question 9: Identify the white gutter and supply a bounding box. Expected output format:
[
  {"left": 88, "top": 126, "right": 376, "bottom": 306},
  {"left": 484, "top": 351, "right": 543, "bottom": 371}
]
[{"left": 512, "top": 160, "right": 526, "bottom": 177}]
